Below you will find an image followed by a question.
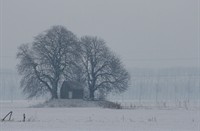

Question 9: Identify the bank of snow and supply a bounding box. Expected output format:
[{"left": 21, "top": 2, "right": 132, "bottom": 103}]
[
  {"left": 1, "top": 100, "right": 200, "bottom": 131},
  {"left": 31, "top": 99, "right": 121, "bottom": 109}
]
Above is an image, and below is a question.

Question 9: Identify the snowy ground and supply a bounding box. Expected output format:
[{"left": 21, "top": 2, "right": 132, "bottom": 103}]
[{"left": 0, "top": 100, "right": 200, "bottom": 131}]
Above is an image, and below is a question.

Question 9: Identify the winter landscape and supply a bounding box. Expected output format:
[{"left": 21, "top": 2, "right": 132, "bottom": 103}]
[
  {"left": 1, "top": 68, "right": 200, "bottom": 130},
  {"left": 0, "top": 100, "right": 200, "bottom": 131},
  {"left": 1, "top": 0, "right": 200, "bottom": 131}
]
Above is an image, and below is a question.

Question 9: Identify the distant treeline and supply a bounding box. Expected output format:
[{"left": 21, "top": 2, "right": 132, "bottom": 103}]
[{"left": 0, "top": 67, "right": 199, "bottom": 101}]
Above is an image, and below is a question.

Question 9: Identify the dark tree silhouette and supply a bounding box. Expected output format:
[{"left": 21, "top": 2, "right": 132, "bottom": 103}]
[
  {"left": 17, "top": 25, "right": 78, "bottom": 99},
  {"left": 80, "top": 36, "right": 130, "bottom": 100}
]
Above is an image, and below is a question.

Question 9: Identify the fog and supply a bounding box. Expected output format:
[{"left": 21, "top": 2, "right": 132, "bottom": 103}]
[
  {"left": 0, "top": 0, "right": 199, "bottom": 100},
  {"left": 0, "top": 0, "right": 199, "bottom": 69}
]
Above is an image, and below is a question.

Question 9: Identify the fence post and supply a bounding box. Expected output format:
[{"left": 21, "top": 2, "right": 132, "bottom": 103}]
[{"left": 23, "top": 113, "right": 26, "bottom": 122}]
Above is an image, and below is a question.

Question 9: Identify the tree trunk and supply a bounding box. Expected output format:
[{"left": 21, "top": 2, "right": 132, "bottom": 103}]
[
  {"left": 52, "top": 92, "right": 58, "bottom": 99},
  {"left": 51, "top": 86, "right": 58, "bottom": 99},
  {"left": 89, "top": 89, "right": 95, "bottom": 100}
]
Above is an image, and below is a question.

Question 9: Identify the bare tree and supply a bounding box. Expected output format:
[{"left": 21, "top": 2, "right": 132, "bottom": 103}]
[
  {"left": 80, "top": 36, "right": 130, "bottom": 100},
  {"left": 17, "top": 25, "right": 78, "bottom": 99}
]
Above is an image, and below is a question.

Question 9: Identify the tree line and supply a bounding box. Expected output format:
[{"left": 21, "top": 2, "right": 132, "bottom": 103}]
[{"left": 17, "top": 25, "right": 130, "bottom": 100}]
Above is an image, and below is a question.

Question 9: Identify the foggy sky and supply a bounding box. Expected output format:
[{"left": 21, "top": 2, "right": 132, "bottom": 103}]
[{"left": 0, "top": 0, "right": 199, "bottom": 70}]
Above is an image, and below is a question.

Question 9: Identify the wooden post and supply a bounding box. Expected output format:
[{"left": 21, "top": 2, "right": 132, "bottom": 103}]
[
  {"left": 9, "top": 111, "right": 12, "bottom": 121},
  {"left": 23, "top": 113, "right": 26, "bottom": 122}
]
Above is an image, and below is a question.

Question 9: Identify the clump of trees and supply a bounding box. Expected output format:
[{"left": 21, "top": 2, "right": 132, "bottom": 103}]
[{"left": 17, "top": 25, "right": 130, "bottom": 100}]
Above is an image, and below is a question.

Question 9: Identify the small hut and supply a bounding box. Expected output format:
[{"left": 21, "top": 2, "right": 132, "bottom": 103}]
[{"left": 60, "top": 81, "right": 84, "bottom": 99}]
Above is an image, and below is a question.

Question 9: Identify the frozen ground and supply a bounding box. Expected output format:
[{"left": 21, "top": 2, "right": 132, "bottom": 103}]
[{"left": 0, "top": 100, "right": 200, "bottom": 131}]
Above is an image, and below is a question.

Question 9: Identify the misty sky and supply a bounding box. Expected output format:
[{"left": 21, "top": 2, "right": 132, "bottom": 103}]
[{"left": 0, "top": 0, "right": 199, "bottom": 70}]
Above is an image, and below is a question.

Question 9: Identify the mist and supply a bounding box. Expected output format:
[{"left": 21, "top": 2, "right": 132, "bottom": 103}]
[{"left": 0, "top": 0, "right": 199, "bottom": 100}]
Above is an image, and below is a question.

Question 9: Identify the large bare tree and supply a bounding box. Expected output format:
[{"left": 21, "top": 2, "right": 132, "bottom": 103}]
[
  {"left": 80, "top": 36, "right": 130, "bottom": 100},
  {"left": 17, "top": 26, "right": 78, "bottom": 99}
]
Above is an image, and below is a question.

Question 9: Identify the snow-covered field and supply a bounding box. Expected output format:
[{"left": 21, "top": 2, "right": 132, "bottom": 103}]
[{"left": 0, "top": 100, "right": 200, "bottom": 131}]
